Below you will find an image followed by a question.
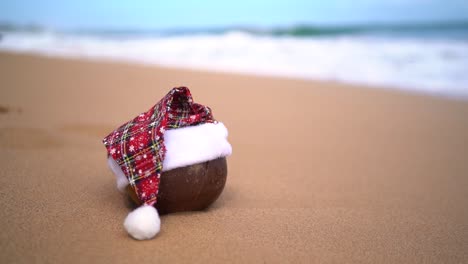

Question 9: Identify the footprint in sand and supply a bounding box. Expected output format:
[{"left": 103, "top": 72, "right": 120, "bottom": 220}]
[
  {"left": 0, "top": 106, "right": 8, "bottom": 114},
  {"left": 0, "top": 124, "right": 115, "bottom": 150},
  {"left": 0, "top": 127, "right": 62, "bottom": 149},
  {"left": 0, "top": 105, "right": 22, "bottom": 114},
  {"left": 60, "top": 124, "right": 116, "bottom": 138}
]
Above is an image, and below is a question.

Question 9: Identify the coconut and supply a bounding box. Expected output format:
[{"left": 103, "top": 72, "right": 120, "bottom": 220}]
[{"left": 126, "top": 157, "right": 227, "bottom": 214}]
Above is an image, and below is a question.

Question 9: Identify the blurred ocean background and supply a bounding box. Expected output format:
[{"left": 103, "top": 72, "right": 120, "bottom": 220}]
[{"left": 1, "top": 1, "right": 468, "bottom": 98}]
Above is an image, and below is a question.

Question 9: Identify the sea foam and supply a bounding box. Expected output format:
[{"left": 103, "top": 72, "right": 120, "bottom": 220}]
[{"left": 1, "top": 30, "right": 467, "bottom": 98}]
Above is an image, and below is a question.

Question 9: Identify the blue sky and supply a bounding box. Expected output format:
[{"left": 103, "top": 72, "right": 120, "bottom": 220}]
[{"left": 1, "top": 0, "right": 467, "bottom": 30}]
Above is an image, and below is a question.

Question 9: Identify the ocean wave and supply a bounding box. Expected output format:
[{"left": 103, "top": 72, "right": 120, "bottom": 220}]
[{"left": 1, "top": 30, "right": 467, "bottom": 98}]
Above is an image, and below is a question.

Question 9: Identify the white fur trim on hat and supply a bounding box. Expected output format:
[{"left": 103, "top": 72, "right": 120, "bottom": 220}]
[
  {"left": 107, "top": 122, "right": 232, "bottom": 190},
  {"left": 124, "top": 205, "right": 161, "bottom": 240},
  {"left": 163, "top": 122, "right": 232, "bottom": 171},
  {"left": 108, "top": 157, "right": 129, "bottom": 193}
]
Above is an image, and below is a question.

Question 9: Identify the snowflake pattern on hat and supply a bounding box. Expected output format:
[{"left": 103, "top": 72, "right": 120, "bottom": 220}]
[{"left": 103, "top": 87, "right": 215, "bottom": 205}]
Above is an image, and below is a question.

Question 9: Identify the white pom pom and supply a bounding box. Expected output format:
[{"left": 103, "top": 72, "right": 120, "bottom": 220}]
[{"left": 124, "top": 205, "right": 160, "bottom": 240}]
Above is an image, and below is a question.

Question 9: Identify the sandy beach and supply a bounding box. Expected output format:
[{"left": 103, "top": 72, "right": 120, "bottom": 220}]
[{"left": 1, "top": 51, "right": 467, "bottom": 263}]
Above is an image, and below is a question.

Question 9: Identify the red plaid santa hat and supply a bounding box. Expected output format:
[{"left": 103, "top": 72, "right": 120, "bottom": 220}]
[{"left": 103, "top": 87, "right": 232, "bottom": 240}]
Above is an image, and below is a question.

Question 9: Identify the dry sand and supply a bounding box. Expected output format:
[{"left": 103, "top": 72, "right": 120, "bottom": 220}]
[{"left": 1, "top": 52, "right": 467, "bottom": 263}]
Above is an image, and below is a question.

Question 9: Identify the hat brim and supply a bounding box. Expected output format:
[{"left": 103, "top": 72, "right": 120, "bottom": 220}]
[{"left": 108, "top": 122, "right": 232, "bottom": 192}]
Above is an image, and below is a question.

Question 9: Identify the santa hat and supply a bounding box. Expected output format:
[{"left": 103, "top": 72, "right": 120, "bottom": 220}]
[{"left": 103, "top": 87, "right": 232, "bottom": 240}]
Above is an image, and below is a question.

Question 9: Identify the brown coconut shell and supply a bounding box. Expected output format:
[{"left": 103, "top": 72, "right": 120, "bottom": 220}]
[{"left": 126, "top": 157, "right": 227, "bottom": 214}]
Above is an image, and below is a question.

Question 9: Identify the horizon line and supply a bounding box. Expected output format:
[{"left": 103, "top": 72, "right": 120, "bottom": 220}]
[{"left": 0, "top": 19, "right": 467, "bottom": 35}]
